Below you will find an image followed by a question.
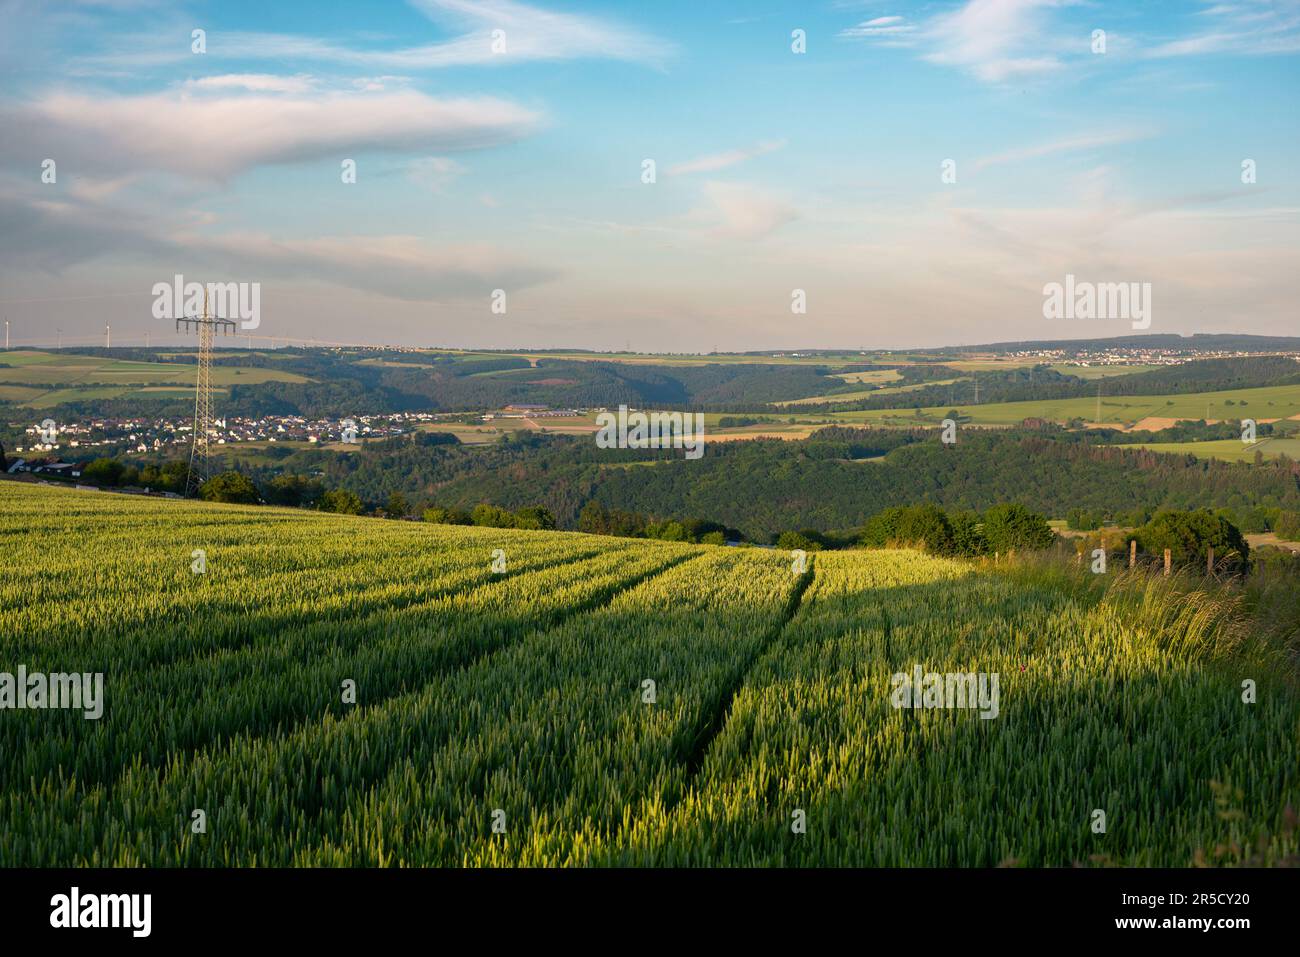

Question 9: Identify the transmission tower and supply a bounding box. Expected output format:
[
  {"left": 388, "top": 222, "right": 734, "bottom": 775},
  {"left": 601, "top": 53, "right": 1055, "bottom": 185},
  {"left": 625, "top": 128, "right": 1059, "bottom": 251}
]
[{"left": 177, "top": 290, "right": 235, "bottom": 496}]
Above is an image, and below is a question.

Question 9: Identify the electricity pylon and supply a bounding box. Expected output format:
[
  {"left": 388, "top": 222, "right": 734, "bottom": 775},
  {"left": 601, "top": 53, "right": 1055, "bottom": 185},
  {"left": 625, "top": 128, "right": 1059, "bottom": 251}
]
[{"left": 177, "top": 289, "right": 235, "bottom": 496}]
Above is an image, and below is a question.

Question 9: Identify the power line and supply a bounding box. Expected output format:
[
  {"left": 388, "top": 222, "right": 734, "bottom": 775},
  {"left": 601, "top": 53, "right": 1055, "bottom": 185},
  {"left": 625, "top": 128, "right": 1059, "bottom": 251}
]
[{"left": 176, "top": 290, "right": 236, "bottom": 497}]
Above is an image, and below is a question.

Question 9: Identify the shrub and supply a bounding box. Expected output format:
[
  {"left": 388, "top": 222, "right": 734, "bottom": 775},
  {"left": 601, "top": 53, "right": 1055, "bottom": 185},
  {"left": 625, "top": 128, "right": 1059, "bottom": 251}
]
[
  {"left": 471, "top": 503, "right": 517, "bottom": 528},
  {"left": 776, "top": 530, "right": 822, "bottom": 552},
  {"left": 1135, "top": 509, "right": 1249, "bottom": 574},
  {"left": 982, "top": 503, "right": 1055, "bottom": 553},
  {"left": 82, "top": 457, "right": 125, "bottom": 486},
  {"left": 423, "top": 506, "right": 473, "bottom": 526},
  {"left": 320, "top": 489, "right": 363, "bottom": 515},
  {"left": 861, "top": 505, "right": 954, "bottom": 554},
  {"left": 199, "top": 471, "right": 260, "bottom": 504},
  {"left": 514, "top": 505, "right": 557, "bottom": 531}
]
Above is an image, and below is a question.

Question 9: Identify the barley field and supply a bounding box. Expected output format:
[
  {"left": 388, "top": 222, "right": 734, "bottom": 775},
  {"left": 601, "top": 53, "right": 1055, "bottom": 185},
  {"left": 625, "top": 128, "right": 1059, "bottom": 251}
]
[{"left": 0, "top": 482, "right": 1295, "bottom": 866}]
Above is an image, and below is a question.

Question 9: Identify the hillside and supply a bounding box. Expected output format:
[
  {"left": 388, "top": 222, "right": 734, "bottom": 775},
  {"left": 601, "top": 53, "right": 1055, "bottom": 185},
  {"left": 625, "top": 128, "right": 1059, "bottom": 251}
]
[{"left": 1, "top": 482, "right": 1295, "bottom": 866}]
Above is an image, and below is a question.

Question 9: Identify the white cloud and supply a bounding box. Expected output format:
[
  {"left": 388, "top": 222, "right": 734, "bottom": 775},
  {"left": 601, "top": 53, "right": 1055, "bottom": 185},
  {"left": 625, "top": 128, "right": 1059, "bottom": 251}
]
[
  {"left": 0, "top": 184, "right": 558, "bottom": 301},
  {"left": 922, "top": 0, "right": 1067, "bottom": 82},
  {"left": 842, "top": 0, "right": 1070, "bottom": 81},
  {"left": 185, "top": 74, "right": 316, "bottom": 94},
  {"left": 697, "top": 182, "right": 799, "bottom": 240},
  {"left": 974, "top": 129, "right": 1154, "bottom": 170},
  {"left": 839, "top": 15, "right": 918, "bottom": 42},
  {"left": 667, "top": 140, "right": 787, "bottom": 176},
  {"left": 76, "top": 0, "right": 674, "bottom": 71},
  {"left": 408, "top": 156, "right": 465, "bottom": 193},
  {"left": 1147, "top": 0, "right": 1300, "bottom": 58},
  {"left": 0, "top": 88, "right": 542, "bottom": 181}
]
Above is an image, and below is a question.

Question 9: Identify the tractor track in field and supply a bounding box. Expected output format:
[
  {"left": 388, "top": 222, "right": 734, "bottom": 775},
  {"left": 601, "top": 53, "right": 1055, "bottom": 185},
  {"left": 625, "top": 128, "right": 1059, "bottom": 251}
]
[
  {"left": 58, "top": 548, "right": 701, "bottom": 800},
  {"left": 677, "top": 560, "right": 817, "bottom": 784}
]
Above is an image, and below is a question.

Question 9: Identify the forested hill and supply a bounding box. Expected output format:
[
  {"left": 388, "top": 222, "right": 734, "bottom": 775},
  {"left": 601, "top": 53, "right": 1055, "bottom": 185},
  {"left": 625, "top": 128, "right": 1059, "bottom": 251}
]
[
  {"left": 921, "top": 333, "right": 1300, "bottom": 354},
  {"left": 803, "top": 356, "right": 1300, "bottom": 412},
  {"left": 238, "top": 428, "right": 1300, "bottom": 540}
]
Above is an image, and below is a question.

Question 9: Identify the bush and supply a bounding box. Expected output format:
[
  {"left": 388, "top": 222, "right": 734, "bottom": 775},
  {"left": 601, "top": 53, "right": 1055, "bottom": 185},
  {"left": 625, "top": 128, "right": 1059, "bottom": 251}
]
[
  {"left": 514, "top": 505, "right": 557, "bottom": 531},
  {"left": 264, "top": 474, "right": 325, "bottom": 508},
  {"left": 1135, "top": 509, "right": 1249, "bottom": 574},
  {"left": 861, "top": 505, "right": 954, "bottom": 554},
  {"left": 384, "top": 492, "right": 410, "bottom": 520},
  {"left": 776, "top": 530, "right": 822, "bottom": 552},
  {"left": 1066, "top": 508, "right": 1102, "bottom": 532},
  {"left": 577, "top": 502, "right": 648, "bottom": 537},
  {"left": 82, "top": 457, "right": 125, "bottom": 487},
  {"left": 199, "top": 471, "right": 260, "bottom": 504},
  {"left": 471, "top": 503, "right": 517, "bottom": 528},
  {"left": 982, "top": 503, "right": 1055, "bottom": 553},
  {"left": 949, "top": 511, "right": 989, "bottom": 557},
  {"left": 423, "top": 506, "right": 473, "bottom": 526},
  {"left": 320, "top": 489, "right": 363, "bottom": 515}
]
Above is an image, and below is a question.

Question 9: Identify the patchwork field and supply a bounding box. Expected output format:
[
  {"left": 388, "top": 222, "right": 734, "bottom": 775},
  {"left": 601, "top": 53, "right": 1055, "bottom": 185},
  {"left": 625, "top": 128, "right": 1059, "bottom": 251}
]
[
  {"left": 0, "top": 350, "right": 310, "bottom": 408},
  {"left": 0, "top": 483, "right": 1295, "bottom": 866},
  {"left": 1118, "top": 437, "right": 1300, "bottom": 463},
  {"left": 829, "top": 383, "right": 1300, "bottom": 429}
]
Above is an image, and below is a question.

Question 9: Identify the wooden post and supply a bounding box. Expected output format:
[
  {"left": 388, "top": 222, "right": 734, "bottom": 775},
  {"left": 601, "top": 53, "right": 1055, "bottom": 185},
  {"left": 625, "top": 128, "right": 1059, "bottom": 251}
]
[
  {"left": 1207, "top": 546, "right": 1214, "bottom": 576},
  {"left": 1163, "top": 548, "right": 1172, "bottom": 577},
  {"left": 1129, "top": 539, "right": 1136, "bottom": 570}
]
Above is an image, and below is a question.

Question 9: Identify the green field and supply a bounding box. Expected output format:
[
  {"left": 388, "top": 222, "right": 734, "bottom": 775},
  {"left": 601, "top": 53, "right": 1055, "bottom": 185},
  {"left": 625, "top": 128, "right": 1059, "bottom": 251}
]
[
  {"left": 1, "top": 482, "right": 1294, "bottom": 866},
  {"left": 1118, "top": 437, "right": 1300, "bottom": 463},
  {"left": 0, "top": 350, "right": 309, "bottom": 408},
  {"left": 830, "top": 383, "right": 1300, "bottom": 429}
]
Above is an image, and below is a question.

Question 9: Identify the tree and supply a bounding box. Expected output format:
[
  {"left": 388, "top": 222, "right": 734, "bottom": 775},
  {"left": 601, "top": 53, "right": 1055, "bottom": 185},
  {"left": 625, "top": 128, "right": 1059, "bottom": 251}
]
[
  {"left": 861, "top": 504, "right": 954, "bottom": 554},
  {"left": 471, "top": 503, "right": 516, "bottom": 528},
  {"left": 982, "top": 503, "right": 1055, "bottom": 552},
  {"left": 82, "top": 457, "right": 125, "bottom": 487},
  {"left": 160, "top": 460, "right": 192, "bottom": 493},
  {"left": 199, "top": 471, "right": 259, "bottom": 504},
  {"left": 265, "top": 474, "right": 325, "bottom": 508},
  {"left": 385, "top": 492, "right": 410, "bottom": 520},
  {"left": 949, "top": 511, "right": 989, "bottom": 557},
  {"left": 513, "top": 505, "right": 556, "bottom": 530},
  {"left": 320, "top": 488, "right": 363, "bottom": 515},
  {"left": 1136, "top": 510, "right": 1249, "bottom": 573},
  {"left": 423, "top": 505, "right": 473, "bottom": 525},
  {"left": 777, "top": 530, "right": 822, "bottom": 551}
]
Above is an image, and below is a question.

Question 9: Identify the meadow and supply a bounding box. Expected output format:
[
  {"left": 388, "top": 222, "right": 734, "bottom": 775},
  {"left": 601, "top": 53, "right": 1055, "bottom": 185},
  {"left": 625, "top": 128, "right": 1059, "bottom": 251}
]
[
  {"left": 0, "top": 482, "right": 1295, "bottom": 866},
  {"left": 828, "top": 382, "right": 1300, "bottom": 429},
  {"left": 0, "top": 350, "right": 309, "bottom": 408}
]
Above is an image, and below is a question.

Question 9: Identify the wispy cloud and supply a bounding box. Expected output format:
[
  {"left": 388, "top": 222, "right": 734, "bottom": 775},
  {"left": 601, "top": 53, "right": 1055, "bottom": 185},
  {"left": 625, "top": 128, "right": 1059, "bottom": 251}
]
[
  {"left": 840, "top": 0, "right": 1070, "bottom": 82},
  {"left": 839, "top": 15, "right": 918, "bottom": 44},
  {"left": 695, "top": 182, "right": 799, "bottom": 240},
  {"left": 974, "top": 129, "right": 1155, "bottom": 170},
  {"left": 1146, "top": 0, "right": 1300, "bottom": 58},
  {"left": 0, "top": 88, "right": 541, "bottom": 181},
  {"left": 666, "top": 140, "right": 787, "bottom": 176},
  {"left": 184, "top": 74, "right": 317, "bottom": 94},
  {"left": 76, "top": 0, "right": 674, "bottom": 71},
  {"left": 0, "top": 183, "right": 559, "bottom": 301}
]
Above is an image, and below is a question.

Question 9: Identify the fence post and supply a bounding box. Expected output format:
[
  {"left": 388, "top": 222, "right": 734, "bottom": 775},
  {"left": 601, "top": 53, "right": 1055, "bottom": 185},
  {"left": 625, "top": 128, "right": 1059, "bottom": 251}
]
[
  {"left": 1207, "top": 546, "right": 1214, "bottom": 576},
  {"left": 1163, "top": 549, "right": 1171, "bottom": 577},
  {"left": 1129, "top": 539, "right": 1136, "bottom": 570}
]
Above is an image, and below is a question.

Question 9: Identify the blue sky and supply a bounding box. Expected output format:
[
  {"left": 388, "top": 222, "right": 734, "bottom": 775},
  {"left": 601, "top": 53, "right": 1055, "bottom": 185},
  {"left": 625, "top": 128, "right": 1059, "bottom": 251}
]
[{"left": 1, "top": 0, "right": 1297, "bottom": 350}]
